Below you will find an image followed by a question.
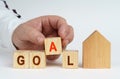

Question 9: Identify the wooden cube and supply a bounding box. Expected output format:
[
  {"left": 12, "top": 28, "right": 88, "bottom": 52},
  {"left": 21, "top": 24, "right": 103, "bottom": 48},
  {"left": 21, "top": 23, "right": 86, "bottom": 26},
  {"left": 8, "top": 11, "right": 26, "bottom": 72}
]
[
  {"left": 83, "top": 31, "right": 111, "bottom": 68},
  {"left": 62, "top": 50, "right": 78, "bottom": 68},
  {"left": 30, "top": 51, "right": 46, "bottom": 68},
  {"left": 13, "top": 50, "right": 30, "bottom": 68},
  {"left": 44, "top": 37, "right": 62, "bottom": 55}
]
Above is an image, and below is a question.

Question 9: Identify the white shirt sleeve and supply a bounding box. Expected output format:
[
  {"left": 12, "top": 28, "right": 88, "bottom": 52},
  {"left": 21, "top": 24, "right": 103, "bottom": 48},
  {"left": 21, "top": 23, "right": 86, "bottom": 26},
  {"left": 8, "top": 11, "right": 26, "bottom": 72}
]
[{"left": 0, "top": 1, "right": 23, "bottom": 52}]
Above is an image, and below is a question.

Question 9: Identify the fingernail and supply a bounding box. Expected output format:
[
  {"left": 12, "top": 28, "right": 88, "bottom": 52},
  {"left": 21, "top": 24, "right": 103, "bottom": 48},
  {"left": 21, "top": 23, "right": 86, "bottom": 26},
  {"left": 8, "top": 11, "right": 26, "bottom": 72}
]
[
  {"left": 37, "top": 37, "right": 44, "bottom": 43},
  {"left": 60, "top": 29, "right": 67, "bottom": 38}
]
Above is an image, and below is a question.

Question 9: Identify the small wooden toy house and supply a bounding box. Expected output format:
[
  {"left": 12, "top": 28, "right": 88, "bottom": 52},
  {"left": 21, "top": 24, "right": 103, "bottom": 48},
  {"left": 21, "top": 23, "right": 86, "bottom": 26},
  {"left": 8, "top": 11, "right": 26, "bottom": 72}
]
[{"left": 82, "top": 31, "right": 111, "bottom": 68}]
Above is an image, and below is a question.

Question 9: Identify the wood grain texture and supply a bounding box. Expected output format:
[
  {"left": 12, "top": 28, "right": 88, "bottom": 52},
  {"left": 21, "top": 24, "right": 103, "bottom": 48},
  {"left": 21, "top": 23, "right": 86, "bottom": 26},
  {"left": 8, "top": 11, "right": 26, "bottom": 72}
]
[
  {"left": 82, "top": 31, "right": 111, "bottom": 68},
  {"left": 13, "top": 50, "right": 30, "bottom": 68},
  {"left": 30, "top": 51, "right": 46, "bottom": 68},
  {"left": 62, "top": 50, "right": 78, "bottom": 69},
  {"left": 44, "top": 37, "right": 62, "bottom": 55}
]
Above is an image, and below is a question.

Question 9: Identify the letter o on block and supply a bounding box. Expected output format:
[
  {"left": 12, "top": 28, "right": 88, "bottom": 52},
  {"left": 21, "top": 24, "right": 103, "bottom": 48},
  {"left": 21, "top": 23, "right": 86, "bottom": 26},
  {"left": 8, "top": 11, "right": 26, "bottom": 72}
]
[
  {"left": 30, "top": 51, "right": 46, "bottom": 68},
  {"left": 33, "top": 56, "right": 40, "bottom": 65}
]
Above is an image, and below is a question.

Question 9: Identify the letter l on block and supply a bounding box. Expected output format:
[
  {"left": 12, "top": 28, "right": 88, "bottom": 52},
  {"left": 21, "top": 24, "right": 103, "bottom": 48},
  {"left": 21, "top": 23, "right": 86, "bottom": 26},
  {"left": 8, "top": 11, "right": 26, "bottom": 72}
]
[{"left": 62, "top": 50, "right": 78, "bottom": 69}]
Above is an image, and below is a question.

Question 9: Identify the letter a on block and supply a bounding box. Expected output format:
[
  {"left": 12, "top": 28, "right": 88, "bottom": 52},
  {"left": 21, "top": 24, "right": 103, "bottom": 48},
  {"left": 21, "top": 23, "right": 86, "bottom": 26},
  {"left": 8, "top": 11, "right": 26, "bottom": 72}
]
[
  {"left": 44, "top": 37, "right": 62, "bottom": 55},
  {"left": 30, "top": 51, "right": 46, "bottom": 68},
  {"left": 13, "top": 50, "right": 30, "bottom": 68},
  {"left": 62, "top": 50, "right": 78, "bottom": 68},
  {"left": 50, "top": 42, "right": 57, "bottom": 52}
]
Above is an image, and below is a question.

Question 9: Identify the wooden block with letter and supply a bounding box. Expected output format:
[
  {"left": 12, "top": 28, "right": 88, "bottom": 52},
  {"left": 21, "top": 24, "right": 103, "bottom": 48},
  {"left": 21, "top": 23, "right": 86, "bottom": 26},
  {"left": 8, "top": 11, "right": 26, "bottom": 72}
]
[
  {"left": 62, "top": 50, "right": 78, "bottom": 68},
  {"left": 44, "top": 37, "right": 62, "bottom": 55},
  {"left": 82, "top": 31, "right": 111, "bottom": 68},
  {"left": 13, "top": 50, "right": 30, "bottom": 68},
  {"left": 30, "top": 51, "right": 46, "bottom": 68}
]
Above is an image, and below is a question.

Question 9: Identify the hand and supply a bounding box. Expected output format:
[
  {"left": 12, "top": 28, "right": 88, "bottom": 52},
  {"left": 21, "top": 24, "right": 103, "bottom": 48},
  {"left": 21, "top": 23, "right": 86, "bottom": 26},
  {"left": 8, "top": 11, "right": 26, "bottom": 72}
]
[{"left": 12, "top": 15, "right": 74, "bottom": 60}]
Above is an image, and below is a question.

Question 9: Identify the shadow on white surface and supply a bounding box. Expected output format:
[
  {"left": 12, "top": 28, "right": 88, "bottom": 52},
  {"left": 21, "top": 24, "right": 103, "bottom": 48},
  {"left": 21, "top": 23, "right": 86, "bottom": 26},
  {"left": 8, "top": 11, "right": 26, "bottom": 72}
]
[{"left": 0, "top": 48, "right": 120, "bottom": 79}]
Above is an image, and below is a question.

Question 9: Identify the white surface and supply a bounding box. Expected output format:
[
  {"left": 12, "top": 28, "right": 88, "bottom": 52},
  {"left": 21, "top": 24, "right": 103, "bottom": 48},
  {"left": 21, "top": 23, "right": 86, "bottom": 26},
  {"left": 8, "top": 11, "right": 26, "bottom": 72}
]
[
  {"left": 0, "top": 0, "right": 120, "bottom": 79},
  {"left": 0, "top": 50, "right": 120, "bottom": 79}
]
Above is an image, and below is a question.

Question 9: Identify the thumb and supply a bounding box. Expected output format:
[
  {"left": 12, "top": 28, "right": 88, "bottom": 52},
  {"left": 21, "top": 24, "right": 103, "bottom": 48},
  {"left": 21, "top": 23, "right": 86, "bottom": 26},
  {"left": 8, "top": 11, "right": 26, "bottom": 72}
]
[{"left": 24, "top": 27, "right": 45, "bottom": 45}]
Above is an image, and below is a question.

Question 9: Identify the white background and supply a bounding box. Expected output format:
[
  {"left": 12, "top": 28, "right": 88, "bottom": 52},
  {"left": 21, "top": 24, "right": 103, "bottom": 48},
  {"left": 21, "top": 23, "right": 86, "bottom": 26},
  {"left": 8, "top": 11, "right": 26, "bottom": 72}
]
[{"left": 0, "top": 0, "right": 120, "bottom": 79}]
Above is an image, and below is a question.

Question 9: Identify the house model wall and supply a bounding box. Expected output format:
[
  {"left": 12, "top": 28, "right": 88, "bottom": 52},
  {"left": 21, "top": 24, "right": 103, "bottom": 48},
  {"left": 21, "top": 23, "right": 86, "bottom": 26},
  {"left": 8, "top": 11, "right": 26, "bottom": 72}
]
[{"left": 82, "top": 31, "right": 111, "bottom": 68}]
